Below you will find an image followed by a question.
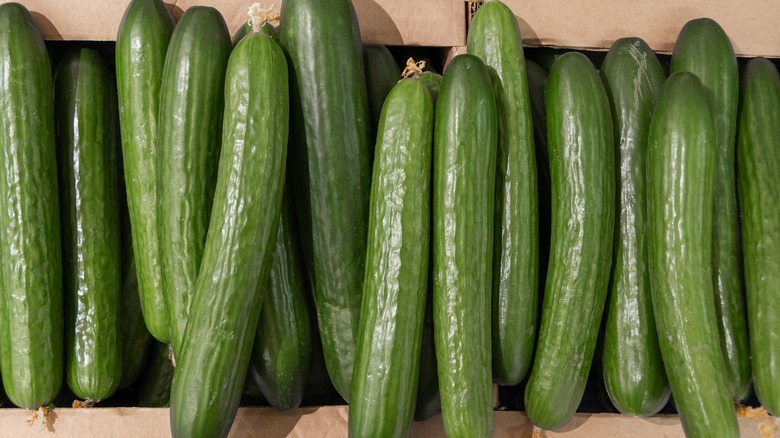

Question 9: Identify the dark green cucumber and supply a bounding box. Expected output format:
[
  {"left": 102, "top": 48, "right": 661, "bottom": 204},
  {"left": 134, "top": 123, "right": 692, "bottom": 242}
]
[
  {"left": 350, "top": 78, "right": 434, "bottom": 438},
  {"left": 414, "top": 278, "right": 440, "bottom": 422},
  {"left": 157, "top": 6, "right": 230, "bottom": 361},
  {"left": 417, "top": 72, "right": 442, "bottom": 101},
  {"left": 118, "top": 244, "right": 152, "bottom": 389},
  {"left": 248, "top": 183, "right": 311, "bottom": 412},
  {"left": 280, "top": 0, "right": 371, "bottom": 402},
  {"left": 138, "top": 342, "right": 174, "bottom": 407},
  {"left": 433, "top": 54, "right": 497, "bottom": 438},
  {"left": 364, "top": 44, "right": 401, "bottom": 133},
  {"left": 670, "top": 18, "right": 750, "bottom": 401},
  {"left": 169, "top": 31, "right": 288, "bottom": 438},
  {"left": 468, "top": 0, "right": 538, "bottom": 386},
  {"left": 523, "top": 52, "right": 614, "bottom": 430},
  {"left": 647, "top": 71, "right": 738, "bottom": 438},
  {"left": 55, "top": 47, "right": 122, "bottom": 402},
  {"left": 0, "top": 3, "right": 63, "bottom": 409},
  {"left": 599, "top": 37, "right": 670, "bottom": 416},
  {"left": 116, "top": 0, "right": 174, "bottom": 343},
  {"left": 233, "top": 21, "right": 278, "bottom": 46},
  {"left": 737, "top": 58, "right": 780, "bottom": 416}
]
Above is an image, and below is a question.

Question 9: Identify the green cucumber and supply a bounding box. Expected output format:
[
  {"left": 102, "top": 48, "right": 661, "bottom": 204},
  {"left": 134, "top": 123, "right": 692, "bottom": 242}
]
[
  {"left": 433, "top": 54, "right": 497, "bottom": 438},
  {"left": 55, "top": 47, "right": 122, "bottom": 402},
  {"left": 118, "top": 244, "right": 152, "bottom": 389},
  {"left": 169, "top": 31, "right": 288, "bottom": 438},
  {"left": 414, "top": 280, "right": 440, "bottom": 422},
  {"left": 364, "top": 44, "right": 401, "bottom": 133},
  {"left": 233, "top": 21, "right": 278, "bottom": 45},
  {"left": 468, "top": 0, "right": 538, "bottom": 386},
  {"left": 248, "top": 183, "right": 311, "bottom": 412},
  {"left": 0, "top": 3, "right": 63, "bottom": 409},
  {"left": 350, "top": 77, "right": 434, "bottom": 438},
  {"left": 116, "top": 0, "right": 174, "bottom": 343},
  {"left": 138, "top": 342, "right": 174, "bottom": 407},
  {"left": 670, "top": 18, "right": 750, "bottom": 401},
  {"left": 157, "top": 6, "right": 230, "bottom": 360},
  {"left": 647, "top": 71, "right": 738, "bottom": 438},
  {"left": 737, "top": 58, "right": 780, "bottom": 416},
  {"left": 417, "top": 72, "right": 442, "bottom": 101},
  {"left": 599, "top": 37, "right": 670, "bottom": 416},
  {"left": 280, "top": 0, "right": 371, "bottom": 401},
  {"left": 523, "top": 52, "right": 614, "bottom": 430}
]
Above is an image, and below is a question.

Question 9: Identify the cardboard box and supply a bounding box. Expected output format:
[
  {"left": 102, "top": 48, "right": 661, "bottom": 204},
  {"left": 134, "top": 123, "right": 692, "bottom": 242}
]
[{"left": 0, "top": 406, "right": 776, "bottom": 437}]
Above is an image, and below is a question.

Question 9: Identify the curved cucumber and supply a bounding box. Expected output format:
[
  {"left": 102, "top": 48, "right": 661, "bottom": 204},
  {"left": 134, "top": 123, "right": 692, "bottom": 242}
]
[
  {"left": 169, "top": 31, "right": 288, "bottom": 438},
  {"left": 523, "top": 52, "right": 614, "bottom": 430},
  {"left": 248, "top": 183, "right": 311, "bottom": 412},
  {"left": 350, "top": 78, "right": 434, "bottom": 438},
  {"left": 116, "top": 0, "right": 175, "bottom": 343},
  {"left": 0, "top": 3, "right": 63, "bottom": 409},
  {"left": 737, "top": 58, "right": 780, "bottom": 416},
  {"left": 433, "top": 54, "right": 497, "bottom": 438},
  {"left": 648, "top": 71, "right": 738, "bottom": 438},
  {"left": 280, "top": 0, "right": 371, "bottom": 401},
  {"left": 55, "top": 47, "right": 122, "bottom": 402},
  {"left": 157, "top": 6, "right": 231, "bottom": 360},
  {"left": 467, "top": 0, "right": 538, "bottom": 385},
  {"left": 670, "top": 18, "right": 750, "bottom": 401},
  {"left": 599, "top": 37, "right": 670, "bottom": 416}
]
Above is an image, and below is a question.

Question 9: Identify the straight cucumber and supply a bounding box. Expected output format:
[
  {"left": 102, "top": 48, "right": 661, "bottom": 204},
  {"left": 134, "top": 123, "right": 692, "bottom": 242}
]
[
  {"left": 364, "top": 44, "right": 401, "bottom": 134},
  {"left": 138, "top": 342, "right": 174, "bottom": 407}
]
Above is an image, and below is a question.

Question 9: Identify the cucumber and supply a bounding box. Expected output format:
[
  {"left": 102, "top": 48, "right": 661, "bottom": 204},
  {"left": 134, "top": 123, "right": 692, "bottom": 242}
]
[
  {"left": 169, "top": 31, "right": 288, "bottom": 438},
  {"left": 364, "top": 44, "right": 401, "bottom": 133},
  {"left": 350, "top": 77, "right": 434, "bottom": 438},
  {"left": 599, "top": 37, "right": 670, "bottom": 416},
  {"left": 670, "top": 18, "right": 750, "bottom": 401},
  {"left": 467, "top": 0, "right": 538, "bottom": 386},
  {"left": 414, "top": 280, "right": 440, "bottom": 422},
  {"left": 247, "top": 183, "right": 311, "bottom": 412},
  {"left": 157, "top": 6, "right": 230, "bottom": 360},
  {"left": 118, "top": 244, "right": 152, "bottom": 390},
  {"left": 418, "top": 72, "right": 442, "bottom": 101},
  {"left": 523, "top": 52, "right": 614, "bottom": 430},
  {"left": 647, "top": 71, "right": 738, "bottom": 438},
  {"left": 138, "top": 342, "right": 174, "bottom": 407},
  {"left": 116, "top": 0, "right": 174, "bottom": 343},
  {"left": 737, "top": 58, "right": 780, "bottom": 416},
  {"left": 0, "top": 3, "right": 63, "bottom": 409},
  {"left": 433, "top": 54, "right": 497, "bottom": 438},
  {"left": 233, "top": 21, "right": 277, "bottom": 46},
  {"left": 280, "top": 0, "right": 371, "bottom": 401},
  {"left": 55, "top": 47, "right": 122, "bottom": 402}
]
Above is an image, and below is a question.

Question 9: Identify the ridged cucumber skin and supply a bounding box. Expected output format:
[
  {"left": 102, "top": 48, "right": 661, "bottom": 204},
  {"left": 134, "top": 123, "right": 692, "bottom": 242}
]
[
  {"left": 55, "top": 48, "right": 122, "bottom": 402},
  {"left": 0, "top": 3, "right": 63, "bottom": 409},
  {"left": 280, "top": 0, "right": 371, "bottom": 402},
  {"left": 467, "top": 0, "right": 538, "bottom": 386},
  {"left": 248, "top": 183, "right": 311, "bottom": 412},
  {"left": 523, "top": 52, "right": 615, "bottom": 430},
  {"left": 349, "top": 78, "right": 434, "bottom": 438},
  {"left": 157, "top": 6, "right": 231, "bottom": 360},
  {"left": 599, "top": 37, "right": 670, "bottom": 416},
  {"left": 118, "top": 244, "right": 152, "bottom": 390},
  {"left": 670, "top": 18, "right": 750, "bottom": 401},
  {"left": 364, "top": 44, "right": 401, "bottom": 133},
  {"left": 432, "top": 54, "right": 497, "bottom": 438},
  {"left": 138, "top": 342, "right": 174, "bottom": 407},
  {"left": 115, "top": 0, "right": 174, "bottom": 343},
  {"left": 737, "top": 58, "right": 780, "bottom": 416},
  {"left": 648, "top": 71, "right": 738, "bottom": 438},
  {"left": 169, "top": 32, "right": 288, "bottom": 438}
]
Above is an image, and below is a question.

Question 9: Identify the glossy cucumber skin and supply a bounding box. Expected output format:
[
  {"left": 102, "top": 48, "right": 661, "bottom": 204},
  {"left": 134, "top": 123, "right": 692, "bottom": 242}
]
[
  {"left": 599, "top": 38, "right": 670, "bottom": 416},
  {"left": 55, "top": 48, "right": 122, "bottom": 402},
  {"left": 670, "top": 18, "right": 750, "bottom": 401},
  {"left": 417, "top": 72, "right": 442, "bottom": 102},
  {"left": 432, "top": 54, "right": 497, "bottom": 438},
  {"left": 647, "top": 71, "right": 738, "bottom": 438},
  {"left": 138, "top": 342, "right": 174, "bottom": 407},
  {"left": 737, "top": 58, "right": 780, "bottom": 416},
  {"left": 0, "top": 3, "right": 63, "bottom": 409},
  {"left": 280, "top": 0, "right": 371, "bottom": 402},
  {"left": 115, "top": 0, "right": 175, "bottom": 343},
  {"left": 248, "top": 184, "right": 311, "bottom": 412},
  {"left": 349, "top": 78, "right": 434, "bottom": 438},
  {"left": 157, "top": 6, "right": 231, "bottom": 360},
  {"left": 523, "top": 52, "right": 615, "bottom": 430},
  {"left": 467, "top": 0, "right": 538, "bottom": 385},
  {"left": 169, "top": 32, "right": 288, "bottom": 438},
  {"left": 364, "top": 44, "right": 401, "bottom": 134}
]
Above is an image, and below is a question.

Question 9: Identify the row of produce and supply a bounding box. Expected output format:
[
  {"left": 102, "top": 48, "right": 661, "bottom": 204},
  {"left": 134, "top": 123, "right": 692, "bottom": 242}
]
[{"left": 0, "top": 0, "right": 777, "bottom": 437}]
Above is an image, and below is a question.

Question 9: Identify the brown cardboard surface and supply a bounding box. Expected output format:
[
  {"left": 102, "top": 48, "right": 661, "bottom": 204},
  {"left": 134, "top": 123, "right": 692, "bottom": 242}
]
[
  {"left": 493, "top": 0, "right": 780, "bottom": 57},
  {"left": 0, "top": 406, "right": 776, "bottom": 437},
  {"left": 1, "top": 0, "right": 464, "bottom": 46}
]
